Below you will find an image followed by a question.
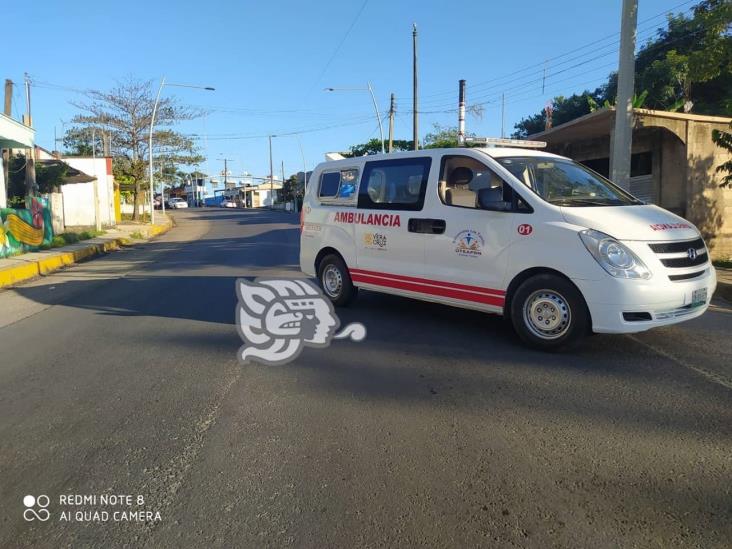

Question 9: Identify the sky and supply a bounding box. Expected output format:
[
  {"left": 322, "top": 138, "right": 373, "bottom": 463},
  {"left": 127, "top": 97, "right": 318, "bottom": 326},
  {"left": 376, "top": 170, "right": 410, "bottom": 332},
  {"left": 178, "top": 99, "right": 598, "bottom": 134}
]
[{"left": 5, "top": 0, "right": 695, "bottom": 187}]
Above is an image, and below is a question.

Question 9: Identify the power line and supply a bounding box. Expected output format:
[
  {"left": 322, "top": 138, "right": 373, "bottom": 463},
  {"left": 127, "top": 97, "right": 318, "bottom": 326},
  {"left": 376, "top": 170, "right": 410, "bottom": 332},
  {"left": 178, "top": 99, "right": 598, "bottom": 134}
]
[
  {"left": 306, "top": 0, "right": 370, "bottom": 95},
  {"left": 189, "top": 115, "right": 379, "bottom": 141},
  {"left": 418, "top": 22, "right": 669, "bottom": 110},
  {"left": 412, "top": 0, "right": 696, "bottom": 104},
  {"left": 418, "top": 19, "right": 714, "bottom": 115}
]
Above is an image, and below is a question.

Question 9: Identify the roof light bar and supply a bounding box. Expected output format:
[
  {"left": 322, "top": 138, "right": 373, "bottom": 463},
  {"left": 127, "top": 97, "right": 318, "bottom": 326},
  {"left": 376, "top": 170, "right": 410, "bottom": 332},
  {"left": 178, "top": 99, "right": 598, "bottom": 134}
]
[{"left": 465, "top": 137, "right": 546, "bottom": 148}]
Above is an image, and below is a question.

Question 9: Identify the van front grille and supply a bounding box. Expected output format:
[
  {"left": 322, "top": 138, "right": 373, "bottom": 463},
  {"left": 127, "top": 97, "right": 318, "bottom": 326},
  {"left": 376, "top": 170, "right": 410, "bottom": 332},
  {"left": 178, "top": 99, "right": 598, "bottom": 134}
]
[
  {"left": 660, "top": 253, "right": 708, "bottom": 268},
  {"left": 668, "top": 270, "right": 706, "bottom": 281},
  {"left": 647, "top": 237, "right": 708, "bottom": 281},
  {"left": 648, "top": 238, "right": 704, "bottom": 254}
]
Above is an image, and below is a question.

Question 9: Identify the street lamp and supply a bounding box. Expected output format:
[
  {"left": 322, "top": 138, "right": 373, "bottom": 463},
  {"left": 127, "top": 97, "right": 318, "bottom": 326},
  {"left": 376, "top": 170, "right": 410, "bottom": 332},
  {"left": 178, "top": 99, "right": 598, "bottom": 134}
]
[
  {"left": 324, "top": 83, "right": 385, "bottom": 154},
  {"left": 149, "top": 76, "right": 214, "bottom": 223}
]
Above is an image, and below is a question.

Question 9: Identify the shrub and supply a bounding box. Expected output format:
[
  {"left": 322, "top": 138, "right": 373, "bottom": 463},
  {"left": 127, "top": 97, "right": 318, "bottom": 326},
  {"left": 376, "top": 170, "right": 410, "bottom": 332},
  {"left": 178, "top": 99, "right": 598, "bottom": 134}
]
[
  {"left": 59, "top": 232, "right": 80, "bottom": 244},
  {"left": 78, "top": 229, "right": 104, "bottom": 240}
]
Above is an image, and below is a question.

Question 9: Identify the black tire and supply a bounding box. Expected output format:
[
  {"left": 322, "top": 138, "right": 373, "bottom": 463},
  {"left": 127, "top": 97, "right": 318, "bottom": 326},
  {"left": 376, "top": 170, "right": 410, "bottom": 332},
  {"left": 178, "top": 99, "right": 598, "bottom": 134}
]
[
  {"left": 510, "top": 274, "right": 590, "bottom": 351},
  {"left": 317, "top": 254, "right": 358, "bottom": 307}
]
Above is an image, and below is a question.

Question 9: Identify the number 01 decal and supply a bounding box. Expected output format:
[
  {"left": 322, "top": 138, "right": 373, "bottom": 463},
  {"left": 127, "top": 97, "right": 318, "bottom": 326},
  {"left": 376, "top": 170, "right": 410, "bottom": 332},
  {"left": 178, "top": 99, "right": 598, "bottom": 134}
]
[{"left": 518, "top": 224, "right": 533, "bottom": 236}]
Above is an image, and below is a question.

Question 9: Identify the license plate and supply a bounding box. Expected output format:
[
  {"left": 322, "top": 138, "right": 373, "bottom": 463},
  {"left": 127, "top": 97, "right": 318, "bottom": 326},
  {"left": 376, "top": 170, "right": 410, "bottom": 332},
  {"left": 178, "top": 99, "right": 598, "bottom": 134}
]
[{"left": 691, "top": 287, "right": 707, "bottom": 307}]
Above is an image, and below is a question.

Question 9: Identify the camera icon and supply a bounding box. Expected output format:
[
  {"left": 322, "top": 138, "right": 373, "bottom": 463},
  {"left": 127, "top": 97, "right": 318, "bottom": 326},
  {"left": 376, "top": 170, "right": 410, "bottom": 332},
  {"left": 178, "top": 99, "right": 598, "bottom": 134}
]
[{"left": 23, "top": 495, "right": 50, "bottom": 522}]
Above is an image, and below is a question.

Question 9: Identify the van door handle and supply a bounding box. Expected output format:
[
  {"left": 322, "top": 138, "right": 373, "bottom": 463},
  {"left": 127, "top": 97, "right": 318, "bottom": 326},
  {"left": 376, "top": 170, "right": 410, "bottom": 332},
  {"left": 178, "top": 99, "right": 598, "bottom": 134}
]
[{"left": 408, "top": 218, "right": 446, "bottom": 234}]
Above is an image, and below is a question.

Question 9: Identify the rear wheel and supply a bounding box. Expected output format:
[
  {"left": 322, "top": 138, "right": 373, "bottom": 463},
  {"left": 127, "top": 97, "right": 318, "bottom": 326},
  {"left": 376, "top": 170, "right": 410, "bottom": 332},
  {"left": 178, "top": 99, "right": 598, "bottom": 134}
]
[
  {"left": 317, "top": 254, "right": 357, "bottom": 307},
  {"left": 510, "top": 274, "right": 589, "bottom": 351}
]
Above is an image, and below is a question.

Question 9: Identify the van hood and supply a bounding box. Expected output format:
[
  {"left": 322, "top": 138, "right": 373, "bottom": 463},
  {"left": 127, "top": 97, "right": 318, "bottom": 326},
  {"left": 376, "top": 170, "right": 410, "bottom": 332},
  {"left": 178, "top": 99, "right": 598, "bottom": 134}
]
[{"left": 560, "top": 204, "right": 700, "bottom": 241}]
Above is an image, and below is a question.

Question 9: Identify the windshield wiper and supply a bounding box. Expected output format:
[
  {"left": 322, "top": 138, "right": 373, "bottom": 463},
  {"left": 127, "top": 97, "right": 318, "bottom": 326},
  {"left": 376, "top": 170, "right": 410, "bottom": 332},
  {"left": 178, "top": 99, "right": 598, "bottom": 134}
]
[{"left": 549, "top": 198, "right": 622, "bottom": 206}]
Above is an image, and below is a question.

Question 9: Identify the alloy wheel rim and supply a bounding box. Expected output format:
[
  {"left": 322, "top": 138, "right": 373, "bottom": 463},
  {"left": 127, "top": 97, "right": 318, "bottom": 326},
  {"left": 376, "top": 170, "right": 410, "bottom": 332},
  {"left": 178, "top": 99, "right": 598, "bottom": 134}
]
[{"left": 523, "top": 289, "right": 571, "bottom": 340}]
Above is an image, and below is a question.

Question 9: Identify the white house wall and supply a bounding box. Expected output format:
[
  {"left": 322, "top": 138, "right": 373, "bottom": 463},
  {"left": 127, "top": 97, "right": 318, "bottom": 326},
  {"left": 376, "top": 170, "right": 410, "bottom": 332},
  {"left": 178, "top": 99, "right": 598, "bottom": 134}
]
[
  {"left": 63, "top": 158, "right": 115, "bottom": 225},
  {"left": 61, "top": 182, "right": 96, "bottom": 226}
]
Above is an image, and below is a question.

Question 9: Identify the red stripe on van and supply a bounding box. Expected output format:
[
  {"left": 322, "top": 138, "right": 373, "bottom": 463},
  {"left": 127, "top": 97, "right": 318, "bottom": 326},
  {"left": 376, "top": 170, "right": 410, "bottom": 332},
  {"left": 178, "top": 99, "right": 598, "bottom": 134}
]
[
  {"left": 350, "top": 272, "right": 505, "bottom": 308},
  {"left": 349, "top": 268, "right": 506, "bottom": 297}
]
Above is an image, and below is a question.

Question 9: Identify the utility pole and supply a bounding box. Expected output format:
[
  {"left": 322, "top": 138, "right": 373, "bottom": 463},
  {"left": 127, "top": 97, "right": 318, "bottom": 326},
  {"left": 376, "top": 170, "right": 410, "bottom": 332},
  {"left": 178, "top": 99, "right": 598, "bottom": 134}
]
[
  {"left": 92, "top": 127, "right": 101, "bottom": 231},
  {"left": 269, "top": 135, "right": 275, "bottom": 206},
  {"left": 457, "top": 80, "right": 466, "bottom": 146},
  {"left": 223, "top": 158, "right": 230, "bottom": 188},
  {"left": 388, "top": 93, "right": 395, "bottom": 153},
  {"left": 3, "top": 79, "right": 11, "bottom": 116},
  {"left": 542, "top": 61, "right": 547, "bottom": 94},
  {"left": 610, "top": 0, "right": 638, "bottom": 190},
  {"left": 23, "top": 73, "right": 36, "bottom": 197},
  {"left": 281, "top": 160, "right": 286, "bottom": 208},
  {"left": 412, "top": 23, "right": 419, "bottom": 150},
  {"left": 2, "top": 80, "right": 11, "bottom": 209},
  {"left": 501, "top": 93, "right": 505, "bottom": 138}
]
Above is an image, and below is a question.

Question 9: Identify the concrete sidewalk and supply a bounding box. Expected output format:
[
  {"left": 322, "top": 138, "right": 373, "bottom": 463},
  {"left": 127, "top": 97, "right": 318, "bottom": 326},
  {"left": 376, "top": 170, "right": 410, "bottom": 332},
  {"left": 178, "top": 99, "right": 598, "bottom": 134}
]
[
  {"left": 716, "top": 267, "right": 732, "bottom": 302},
  {"left": 0, "top": 215, "right": 173, "bottom": 289}
]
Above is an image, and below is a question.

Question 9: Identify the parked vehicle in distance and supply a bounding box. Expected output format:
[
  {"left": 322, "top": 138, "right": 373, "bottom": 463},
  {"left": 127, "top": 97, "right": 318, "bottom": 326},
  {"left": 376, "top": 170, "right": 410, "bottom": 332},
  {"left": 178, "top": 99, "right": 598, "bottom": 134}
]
[
  {"left": 167, "top": 197, "right": 188, "bottom": 209},
  {"left": 300, "top": 139, "right": 717, "bottom": 350},
  {"left": 221, "top": 199, "right": 238, "bottom": 208},
  {"left": 153, "top": 197, "right": 162, "bottom": 210}
]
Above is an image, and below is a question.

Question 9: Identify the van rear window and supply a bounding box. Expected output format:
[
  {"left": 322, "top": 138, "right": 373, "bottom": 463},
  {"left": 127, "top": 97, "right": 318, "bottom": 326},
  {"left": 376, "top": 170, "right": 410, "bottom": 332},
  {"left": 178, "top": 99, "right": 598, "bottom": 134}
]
[
  {"left": 319, "top": 172, "right": 341, "bottom": 197},
  {"left": 318, "top": 169, "right": 359, "bottom": 203}
]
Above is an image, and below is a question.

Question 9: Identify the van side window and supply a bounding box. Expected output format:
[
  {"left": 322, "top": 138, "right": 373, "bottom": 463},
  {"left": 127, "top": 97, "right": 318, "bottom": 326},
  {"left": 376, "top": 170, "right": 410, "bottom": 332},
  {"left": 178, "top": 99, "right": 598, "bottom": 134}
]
[
  {"left": 439, "top": 155, "right": 532, "bottom": 213},
  {"left": 318, "top": 168, "right": 359, "bottom": 204},
  {"left": 358, "top": 157, "right": 431, "bottom": 211}
]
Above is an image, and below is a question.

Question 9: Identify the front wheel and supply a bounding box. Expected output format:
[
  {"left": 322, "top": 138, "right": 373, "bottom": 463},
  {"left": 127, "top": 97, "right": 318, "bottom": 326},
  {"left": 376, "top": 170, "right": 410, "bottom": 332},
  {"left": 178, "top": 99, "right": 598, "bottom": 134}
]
[
  {"left": 317, "top": 254, "right": 357, "bottom": 307},
  {"left": 510, "top": 274, "right": 590, "bottom": 351}
]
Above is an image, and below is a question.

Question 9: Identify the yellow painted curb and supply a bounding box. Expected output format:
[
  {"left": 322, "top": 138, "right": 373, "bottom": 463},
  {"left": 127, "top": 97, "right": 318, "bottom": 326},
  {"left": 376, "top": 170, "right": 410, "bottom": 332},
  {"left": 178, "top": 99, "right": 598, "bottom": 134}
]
[{"left": 0, "top": 220, "right": 173, "bottom": 289}]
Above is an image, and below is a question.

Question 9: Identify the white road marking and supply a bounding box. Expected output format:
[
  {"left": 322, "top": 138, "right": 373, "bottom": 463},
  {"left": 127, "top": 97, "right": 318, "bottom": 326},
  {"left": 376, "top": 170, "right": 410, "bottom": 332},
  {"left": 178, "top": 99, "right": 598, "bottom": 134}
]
[{"left": 627, "top": 334, "right": 732, "bottom": 391}]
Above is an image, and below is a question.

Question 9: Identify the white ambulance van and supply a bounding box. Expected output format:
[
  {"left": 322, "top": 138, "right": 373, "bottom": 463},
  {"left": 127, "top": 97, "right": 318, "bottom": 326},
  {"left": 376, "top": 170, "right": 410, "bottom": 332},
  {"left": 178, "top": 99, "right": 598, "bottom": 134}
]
[{"left": 299, "top": 141, "right": 717, "bottom": 350}]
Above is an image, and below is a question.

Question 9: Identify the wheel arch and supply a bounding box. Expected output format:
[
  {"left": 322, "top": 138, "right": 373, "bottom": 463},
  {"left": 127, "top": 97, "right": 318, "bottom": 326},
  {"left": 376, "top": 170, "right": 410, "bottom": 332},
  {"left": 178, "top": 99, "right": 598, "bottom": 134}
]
[
  {"left": 504, "top": 267, "right": 591, "bottom": 324},
  {"left": 314, "top": 247, "right": 347, "bottom": 275}
]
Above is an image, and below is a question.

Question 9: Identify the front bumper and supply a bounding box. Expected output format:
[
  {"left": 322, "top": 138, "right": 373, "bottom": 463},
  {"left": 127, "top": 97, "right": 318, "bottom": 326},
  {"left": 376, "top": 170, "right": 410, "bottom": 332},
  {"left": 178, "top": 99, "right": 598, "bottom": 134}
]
[{"left": 573, "top": 266, "right": 717, "bottom": 334}]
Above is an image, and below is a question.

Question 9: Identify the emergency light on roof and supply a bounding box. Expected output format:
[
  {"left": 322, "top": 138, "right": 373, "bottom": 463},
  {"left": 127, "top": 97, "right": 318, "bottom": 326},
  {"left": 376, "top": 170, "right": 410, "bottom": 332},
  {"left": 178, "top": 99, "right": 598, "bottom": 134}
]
[{"left": 465, "top": 137, "right": 546, "bottom": 148}]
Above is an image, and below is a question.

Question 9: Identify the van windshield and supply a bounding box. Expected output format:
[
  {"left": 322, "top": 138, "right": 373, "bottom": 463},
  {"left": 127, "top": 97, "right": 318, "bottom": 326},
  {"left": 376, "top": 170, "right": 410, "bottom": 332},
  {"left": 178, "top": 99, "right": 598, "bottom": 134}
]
[{"left": 495, "top": 156, "right": 642, "bottom": 207}]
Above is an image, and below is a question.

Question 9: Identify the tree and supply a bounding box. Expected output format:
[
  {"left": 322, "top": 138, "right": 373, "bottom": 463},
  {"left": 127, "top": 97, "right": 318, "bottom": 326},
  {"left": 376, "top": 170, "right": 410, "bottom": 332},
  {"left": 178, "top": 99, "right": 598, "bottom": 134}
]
[
  {"left": 513, "top": 90, "right": 608, "bottom": 138},
  {"left": 66, "top": 78, "right": 204, "bottom": 220},
  {"left": 512, "top": 0, "right": 731, "bottom": 137},
  {"left": 423, "top": 123, "right": 476, "bottom": 148},
  {"left": 712, "top": 114, "right": 732, "bottom": 188},
  {"left": 280, "top": 175, "right": 303, "bottom": 203},
  {"left": 62, "top": 127, "right": 101, "bottom": 156},
  {"left": 344, "top": 138, "right": 413, "bottom": 157},
  {"left": 35, "top": 161, "right": 68, "bottom": 194}
]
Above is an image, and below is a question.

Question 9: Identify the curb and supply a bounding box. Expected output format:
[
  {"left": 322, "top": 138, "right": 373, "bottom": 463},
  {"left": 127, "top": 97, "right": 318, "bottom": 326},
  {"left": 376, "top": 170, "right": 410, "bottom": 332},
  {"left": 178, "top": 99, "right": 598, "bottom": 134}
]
[
  {"left": 0, "top": 220, "right": 173, "bottom": 289},
  {"left": 716, "top": 282, "right": 732, "bottom": 303}
]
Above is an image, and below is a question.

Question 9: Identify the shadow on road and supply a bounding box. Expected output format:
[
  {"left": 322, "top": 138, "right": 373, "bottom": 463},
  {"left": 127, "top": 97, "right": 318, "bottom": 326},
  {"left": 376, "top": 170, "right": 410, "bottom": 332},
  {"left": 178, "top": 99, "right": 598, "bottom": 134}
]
[{"left": 9, "top": 207, "right": 732, "bottom": 438}]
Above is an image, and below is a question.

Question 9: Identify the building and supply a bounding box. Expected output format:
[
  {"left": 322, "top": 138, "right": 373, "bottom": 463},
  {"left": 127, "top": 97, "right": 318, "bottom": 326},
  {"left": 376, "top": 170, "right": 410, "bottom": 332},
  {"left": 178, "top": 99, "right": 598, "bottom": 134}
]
[
  {"left": 35, "top": 147, "right": 117, "bottom": 228},
  {"left": 212, "top": 180, "right": 282, "bottom": 208},
  {"left": 0, "top": 112, "right": 35, "bottom": 208},
  {"left": 529, "top": 108, "right": 732, "bottom": 259}
]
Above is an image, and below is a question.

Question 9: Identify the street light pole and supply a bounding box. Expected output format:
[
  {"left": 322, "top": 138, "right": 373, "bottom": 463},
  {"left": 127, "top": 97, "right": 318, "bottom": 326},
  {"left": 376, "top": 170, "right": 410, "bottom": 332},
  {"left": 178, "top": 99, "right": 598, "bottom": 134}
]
[
  {"left": 149, "top": 76, "right": 166, "bottom": 224},
  {"left": 366, "top": 83, "right": 385, "bottom": 154},
  {"left": 269, "top": 135, "right": 275, "bottom": 207},
  {"left": 149, "top": 77, "right": 215, "bottom": 224},
  {"left": 324, "top": 84, "right": 385, "bottom": 154}
]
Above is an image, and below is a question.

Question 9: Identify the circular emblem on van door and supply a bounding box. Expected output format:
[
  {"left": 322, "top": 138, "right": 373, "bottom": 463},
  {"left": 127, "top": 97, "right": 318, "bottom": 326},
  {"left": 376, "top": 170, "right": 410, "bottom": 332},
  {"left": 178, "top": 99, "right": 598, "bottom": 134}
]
[
  {"left": 687, "top": 247, "right": 697, "bottom": 260},
  {"left": 518, "top": 224, "right": 533, "bottom": 236}
]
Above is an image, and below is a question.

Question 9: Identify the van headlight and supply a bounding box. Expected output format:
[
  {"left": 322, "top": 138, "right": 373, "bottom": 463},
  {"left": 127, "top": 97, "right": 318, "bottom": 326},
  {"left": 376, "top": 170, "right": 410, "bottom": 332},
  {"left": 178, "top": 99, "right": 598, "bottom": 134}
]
[{"left": 579, "top": 229, "right": 651, "bottom": 279}]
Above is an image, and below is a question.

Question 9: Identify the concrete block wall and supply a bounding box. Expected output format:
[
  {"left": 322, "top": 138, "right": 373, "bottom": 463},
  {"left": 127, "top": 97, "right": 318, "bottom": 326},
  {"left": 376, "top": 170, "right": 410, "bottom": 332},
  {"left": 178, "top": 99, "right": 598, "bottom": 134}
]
[{"left": 685, "top": 120, "right": 732, "bottom": 260}]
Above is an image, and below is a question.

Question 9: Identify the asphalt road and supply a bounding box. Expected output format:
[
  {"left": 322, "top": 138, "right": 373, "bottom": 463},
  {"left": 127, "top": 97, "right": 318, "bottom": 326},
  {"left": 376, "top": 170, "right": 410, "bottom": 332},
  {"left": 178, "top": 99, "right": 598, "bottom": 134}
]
[{"left": 1, "top": 208, "right": 730, "bottom": 548}]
